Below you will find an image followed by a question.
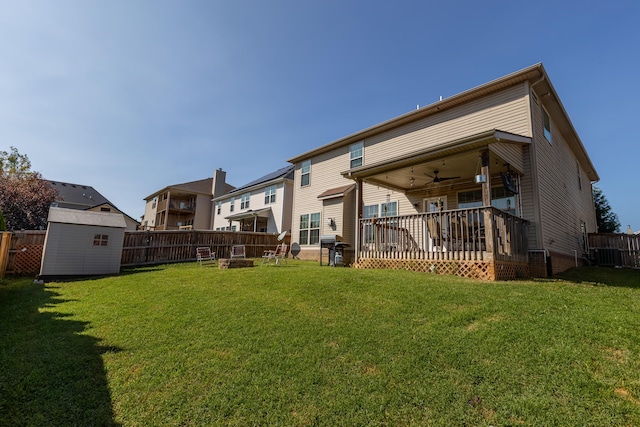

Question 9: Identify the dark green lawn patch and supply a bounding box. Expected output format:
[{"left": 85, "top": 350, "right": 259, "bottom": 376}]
[{"left": 2, "top": 262, "right": 640, "bottom": 425}]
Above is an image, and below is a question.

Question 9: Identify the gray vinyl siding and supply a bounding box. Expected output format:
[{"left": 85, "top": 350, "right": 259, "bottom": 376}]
[
  {"left": 531, "top": 92, "right": 597, "bottom": 256},
  {"left": 41, "top": 223, "right": 124, "bottom": 276}
]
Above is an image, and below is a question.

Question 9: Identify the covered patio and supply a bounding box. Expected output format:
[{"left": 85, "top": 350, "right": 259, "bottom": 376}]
[
  {"left": 344, "top": 130, "right": 532, "bottom": 280},
  {"left": 225, "top": 207, "right": 272, "bottom": 232}
]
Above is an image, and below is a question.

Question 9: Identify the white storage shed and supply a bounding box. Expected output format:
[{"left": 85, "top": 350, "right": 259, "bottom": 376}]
[{"left": 39, "top": 207, "right": 126, "bottom": 278}]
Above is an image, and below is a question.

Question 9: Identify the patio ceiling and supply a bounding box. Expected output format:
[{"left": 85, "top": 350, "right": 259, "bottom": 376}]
[{"left": 341, "top": 130, "right": 531, "bottom": 193}]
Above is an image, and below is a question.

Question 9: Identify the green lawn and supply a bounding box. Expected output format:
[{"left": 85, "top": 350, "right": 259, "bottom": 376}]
[{"left": 1, "top": 261, "right": 640, "bottom": 426}]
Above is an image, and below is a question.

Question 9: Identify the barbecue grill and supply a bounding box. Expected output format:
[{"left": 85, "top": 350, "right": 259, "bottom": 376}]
[{"left": 319, "top": 234, "right": 350, "bottom": 266}]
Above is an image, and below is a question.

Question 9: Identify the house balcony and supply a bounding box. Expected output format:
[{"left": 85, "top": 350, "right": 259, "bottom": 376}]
[{"left": 356, "top": 207, "right": 529, "bottom": 280}]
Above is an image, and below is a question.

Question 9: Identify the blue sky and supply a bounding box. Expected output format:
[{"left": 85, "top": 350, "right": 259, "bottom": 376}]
[{"left": 1, "top": 1, "right": 639, "bottom": 231}]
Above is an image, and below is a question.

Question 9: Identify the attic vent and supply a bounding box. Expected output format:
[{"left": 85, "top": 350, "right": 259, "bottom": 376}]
[{"left": 531, "top": 91, "right": 539, "bottom": 105}]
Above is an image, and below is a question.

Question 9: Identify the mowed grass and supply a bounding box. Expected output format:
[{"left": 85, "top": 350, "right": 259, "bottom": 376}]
[{"left": 1, "top": 262, "right": 640, "bottom": 426}]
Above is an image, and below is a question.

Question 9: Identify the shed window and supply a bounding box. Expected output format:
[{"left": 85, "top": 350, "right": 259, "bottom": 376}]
[{"left": 93, "top": 234, "right": 109, "bottom": 246}]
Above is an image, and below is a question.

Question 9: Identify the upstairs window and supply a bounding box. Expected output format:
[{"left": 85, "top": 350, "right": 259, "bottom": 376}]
[
  {"left": 543, "top": 107, "right": 552, "bottom": 143},
  {"left": 576, "top": 160, "right": 582, "bottom": 191},
  {"left": 240, "top": 193, "right": 250, "bottom": 210},
  {"left": 350, "top": 142, "right": 363, "bottom": 168},
  {"left": 301, "top": 160, "right": 311, "bottom": 187},
  {"left": 230, "top": 197, "right": 235, "bottom": 212},
  {"left": 216, "top": 201, "right": 222, "bottom": 214},
  {"left": 264, "top": 185, "right": 277, "bottom": 204}
]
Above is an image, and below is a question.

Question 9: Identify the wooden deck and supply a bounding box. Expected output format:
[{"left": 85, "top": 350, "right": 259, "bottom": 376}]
[{"left": 355, "top": 207, "right": 530, "bottom": 280}]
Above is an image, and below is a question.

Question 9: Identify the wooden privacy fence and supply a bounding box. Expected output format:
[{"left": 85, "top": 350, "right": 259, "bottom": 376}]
[
  {"left": 0, "top": 230, "right": 288, "bottom": 277},
  {"left": 121, "top": 230, "right": 287, "bottom": 266},
  {"left": 589, "top": 233, "right": 640, "bottom": 268}
]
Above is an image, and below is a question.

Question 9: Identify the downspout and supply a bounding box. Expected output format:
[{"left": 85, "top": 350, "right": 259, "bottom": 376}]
[
  {"left": 354, "top": 178, "right": 362, "bottom": 263},
  {"left": 527, "top": 73, "right": 546, "bottom": 252}
]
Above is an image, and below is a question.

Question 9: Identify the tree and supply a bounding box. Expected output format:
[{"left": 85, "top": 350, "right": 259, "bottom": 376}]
[
  {"left": 0, "top": 209, "right": 6, "bottom": 231},
  {"left": 0, "top": 147, "right": 58, "bottom": 231},
  {"left": 593, "top": 186, "right": 620, "bottom": 233},
  {"left": 0, "top": 146, "right": 32, "bottom": 175}
]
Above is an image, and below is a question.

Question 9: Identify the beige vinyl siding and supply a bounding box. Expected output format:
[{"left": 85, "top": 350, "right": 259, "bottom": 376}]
[
  {"left": 322, "top": 198, "right": 343, "bottom": 236},
  {"left": 531, "top": 95, "right": 597, "bottom": 256},
  {"left": 193, "top": 194, "right": 213, "bottom": 229},
  {"left": 519, "top": 144, "right": 539, "bottom": 247},
  {"left": 362, "top": 84, "right": 530, "bottom": 165},
  {"left": 291, "top": 147, "right": 357, "bottom": 254},
  {"left": 488, "top": 142, "right": 524, "bottom": 174}
]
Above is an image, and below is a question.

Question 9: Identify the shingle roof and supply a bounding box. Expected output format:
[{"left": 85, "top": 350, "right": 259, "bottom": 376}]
[
  {"left": 228, "top": 165, "right": 294, "bottom": 194},
  {"left": 46, "top": 180, "right": 112, "bottom": 209},
  {"left": 169, "top": 177, "right": 214, "bottom": 194},
  {"left": 317, "top": 184, "right": 355, "bottom": 199}
]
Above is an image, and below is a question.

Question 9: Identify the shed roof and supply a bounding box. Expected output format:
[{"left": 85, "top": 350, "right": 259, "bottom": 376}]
[{"left": 47, "top": 207, "right": 126, "bottom": 228}]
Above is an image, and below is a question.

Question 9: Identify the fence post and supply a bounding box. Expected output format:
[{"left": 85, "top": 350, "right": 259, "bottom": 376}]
[{"left": 0, "top": 232, "right": 12, "bottom": 279}]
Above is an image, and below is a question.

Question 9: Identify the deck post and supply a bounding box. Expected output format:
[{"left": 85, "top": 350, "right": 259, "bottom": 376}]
[{"left": 480, "top": 150, "right": 494, "bottom": 260}]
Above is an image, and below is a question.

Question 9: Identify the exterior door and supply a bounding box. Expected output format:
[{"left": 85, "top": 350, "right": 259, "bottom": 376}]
[{"left": 423, "top": 197, "right": 448, "bottom": 251}]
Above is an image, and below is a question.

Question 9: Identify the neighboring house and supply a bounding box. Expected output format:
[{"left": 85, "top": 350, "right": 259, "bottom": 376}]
[
  {"left": 46, "top": 180, "right": 139, "bottom": 230},
  {"left": 287, "top": 63, "right": 599, "bottom": 279},
  {"left": 141, "top": 169, "right": 233, "bottom": 231},
  {"left": 212, "top": 166, "right": 294, "bottom": 235}
]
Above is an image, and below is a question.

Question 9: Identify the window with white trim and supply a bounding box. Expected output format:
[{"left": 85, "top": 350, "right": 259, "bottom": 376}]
[
  {"left": 299, "top": 212, "right": 320, "bottom": 245},
  {"left": 264, "top": 185, "right": 277, "bottom": 204},
  {"left": 363, "top": 204, "right": 379, "bottom": 243},
  {"left": 543, "top": 107, "right": 552, "bottom": 143},
  {"left": 301, "top": 160, "right": 311, "bottom": 187},
  {"left": 229, "top": 197, "right": 235, "bottom": 212},
  {"left": 216, "top": 201, "right": 222, "bottom": 214},
  {"left": 576, "top": 160, "right": 582, "bottom": 191},
  {"left": 350, "top": 142, "right": 363, "bottom": 168},
  {"left": 457, "top": 187, "right": 517, "bottom": 215},
  {"left": 240, "top": 193, "right": 250, "bottom": 210}
]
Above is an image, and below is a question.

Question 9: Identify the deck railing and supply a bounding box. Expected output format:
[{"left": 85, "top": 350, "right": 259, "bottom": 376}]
[{"left": 358, "top": 207, "right": 529, "bottom": 263}]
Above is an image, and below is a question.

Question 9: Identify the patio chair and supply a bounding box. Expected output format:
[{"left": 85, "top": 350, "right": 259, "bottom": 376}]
[
  {"left": 196, "top": 247, "right": 216, "bottom": 267},
  {"left": 261, "top": 243, "right": 288, "bottom": 265},
  {"left": 426, "top": 216, "right": 442, "bottom": 249},
  {"left": 230, "top": 245, "right": 246, "bottom": 259}
]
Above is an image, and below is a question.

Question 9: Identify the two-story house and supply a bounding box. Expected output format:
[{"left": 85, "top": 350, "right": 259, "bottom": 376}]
[
  {"left": 212, "top": 166, "right": 294, "bottom": 235},
  {"left": 287, "top": 63, "right": 599, "bottom": 280},
  {"left": 141, "top": 169, "right": 233, "bottom": 230}
]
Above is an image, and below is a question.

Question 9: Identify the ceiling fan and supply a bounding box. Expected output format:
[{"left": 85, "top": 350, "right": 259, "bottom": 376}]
[{"left": 424, "top": 170, "right": 460, "bottom": 184}]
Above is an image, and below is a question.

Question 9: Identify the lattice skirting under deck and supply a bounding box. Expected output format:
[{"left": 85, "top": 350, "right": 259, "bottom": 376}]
[
  {"left": 13, "top": 244, "right": 44, "bottom": 275},
  {"left": 354, "top": 258, "right": 529, "bottom": 281}
]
